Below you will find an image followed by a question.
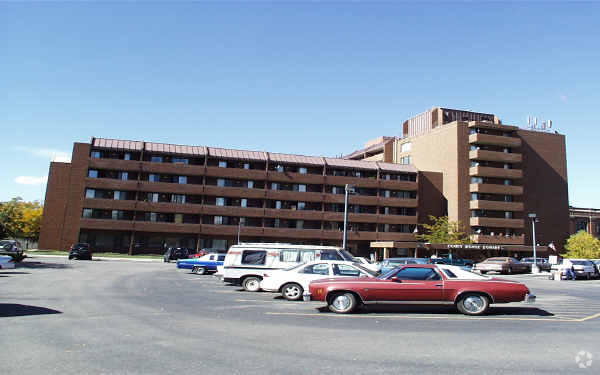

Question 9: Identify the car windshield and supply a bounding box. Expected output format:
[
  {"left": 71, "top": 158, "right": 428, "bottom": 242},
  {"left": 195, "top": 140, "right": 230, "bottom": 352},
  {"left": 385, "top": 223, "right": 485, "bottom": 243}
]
[
  {"left": 0, "top": 240, "right": 13, "bottom": 246},
  {"left": 378, "top": 268, "right": 401, "bottom": 279},
  {"left": 339, "top": 250, "right": 355, "bottom": 261},
  {"left": 570, "top": 260, "right": 586, "bottom": 265},
  {"left": 485, "top": 258, "right": 506, "bottom": 263},
  {"left": 284, "top": 263, "right": 306, "bottom": 271},
  {"left": 351, "top": 263, "right": 377, "bottom": 276}
]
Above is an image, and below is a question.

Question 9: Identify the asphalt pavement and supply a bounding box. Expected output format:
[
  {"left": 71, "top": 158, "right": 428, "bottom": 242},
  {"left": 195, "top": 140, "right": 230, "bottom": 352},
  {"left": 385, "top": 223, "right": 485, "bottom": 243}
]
[{"left": 1, "top": 256, "right": 599, "bottom": 374}]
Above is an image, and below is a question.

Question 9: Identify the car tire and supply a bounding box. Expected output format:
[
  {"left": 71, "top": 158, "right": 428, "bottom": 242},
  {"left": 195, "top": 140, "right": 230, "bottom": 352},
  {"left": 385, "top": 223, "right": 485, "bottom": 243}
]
[
  {"left": 68, "top": 255, "right": 74, "bottom": 260},
  {"left": 242, "top": 277, "right": 262, "bottom": 292},
  {"left": 281, "top": 283, "right": 303, "bottom": 301},
  {"left": 479, "top": 271, "right": 487, "bottom": 275},
  {"left": 456, "top": 293, "right": 490, "bottom": 316},
  {"left": 328, "top": 292, "right": 357, "bottom": 314},
  {"left": 586, "top": 273, "right": 591, "bottom": 280},
  {"left": 193, "top": 266, "right": 207, "bottom": 275}
]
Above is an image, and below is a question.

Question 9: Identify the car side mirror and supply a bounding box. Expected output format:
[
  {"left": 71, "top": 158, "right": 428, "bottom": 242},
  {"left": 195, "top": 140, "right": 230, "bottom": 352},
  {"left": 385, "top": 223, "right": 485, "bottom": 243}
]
[{"left": 390, "top": 277, "right": 401, "bottom": 282}]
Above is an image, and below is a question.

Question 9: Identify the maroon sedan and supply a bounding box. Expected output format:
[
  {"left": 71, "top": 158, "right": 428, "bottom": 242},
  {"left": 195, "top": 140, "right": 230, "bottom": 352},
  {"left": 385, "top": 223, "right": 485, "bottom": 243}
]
[{"left": 308, "top": 264, "right": 535, "bottom": 315}]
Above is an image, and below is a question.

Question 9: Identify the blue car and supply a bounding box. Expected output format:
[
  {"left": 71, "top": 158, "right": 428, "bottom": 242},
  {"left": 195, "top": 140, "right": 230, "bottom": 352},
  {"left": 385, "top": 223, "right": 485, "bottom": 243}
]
[
  {"left": 379, "top": 257, "right": 430, "bottom": 274},
  {"left": 177, "top": 253, "right": 225, "bottom": 275}
]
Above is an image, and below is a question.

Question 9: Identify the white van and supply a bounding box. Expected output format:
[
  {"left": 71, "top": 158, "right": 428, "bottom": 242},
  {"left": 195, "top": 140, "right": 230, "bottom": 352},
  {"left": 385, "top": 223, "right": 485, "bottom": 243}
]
[{"left": 222, "top": 243, "right": 355, "bottom": 291}]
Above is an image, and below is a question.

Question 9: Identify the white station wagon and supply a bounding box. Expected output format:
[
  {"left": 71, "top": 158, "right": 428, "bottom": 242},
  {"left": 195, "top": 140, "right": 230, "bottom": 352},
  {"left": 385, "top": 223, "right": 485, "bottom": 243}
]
[{"left": 260, "top": 260, "right": 376, "bottom": 300}]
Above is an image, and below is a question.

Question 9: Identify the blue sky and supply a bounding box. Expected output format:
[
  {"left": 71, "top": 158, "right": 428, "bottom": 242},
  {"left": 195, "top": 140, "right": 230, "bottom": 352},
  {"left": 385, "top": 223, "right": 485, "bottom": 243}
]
[{"left": 1, "top": 2, "right": 598, "bottom": 207}]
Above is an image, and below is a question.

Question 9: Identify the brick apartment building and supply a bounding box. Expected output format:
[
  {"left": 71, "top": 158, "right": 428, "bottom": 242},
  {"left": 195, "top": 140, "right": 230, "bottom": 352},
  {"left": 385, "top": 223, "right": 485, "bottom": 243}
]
[
  {"left": 570, "top": 206, "right": 600, "bottom": 239},
  {"left": 39, "top": 138, "right": 420, "bottom": 257},
  {"left": 346, "top": 107, "right": 570, "bottom": 254}
]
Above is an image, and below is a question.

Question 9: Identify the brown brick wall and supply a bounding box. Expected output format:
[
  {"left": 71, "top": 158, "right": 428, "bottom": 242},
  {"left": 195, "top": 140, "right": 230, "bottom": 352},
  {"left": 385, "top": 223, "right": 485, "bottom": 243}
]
[
  {"left": 38, "top": 162, "right": 71, "bottom": 250},
  {"left": 519, "top": 130, "right": 569, "bottom": 251},
  {"left": 59, "top": 143, "right": 91, "bottom": 250}
]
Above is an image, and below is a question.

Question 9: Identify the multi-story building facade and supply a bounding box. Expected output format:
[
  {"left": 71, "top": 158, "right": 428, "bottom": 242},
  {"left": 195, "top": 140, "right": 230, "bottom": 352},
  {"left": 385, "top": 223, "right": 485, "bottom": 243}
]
[
  {"left": 570, "top": 206, "right": 600, "bottom": 239},
  {"left": 39, "top": 138, "right": 419, "bottom": 256},
  {"left": 346, "top": 107, "right": 570, "bottom": 254}
]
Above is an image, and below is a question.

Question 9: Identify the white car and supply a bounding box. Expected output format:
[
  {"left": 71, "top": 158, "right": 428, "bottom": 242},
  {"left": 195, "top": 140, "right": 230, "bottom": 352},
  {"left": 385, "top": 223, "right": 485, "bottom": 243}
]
[
  {"left": 353, "top": 257, "right": 381, "bottom": 273},
  {"left": 0, "top": 255, "right": 16, "bottom": 269},
  {"left": 259, "top": 260, "right": 376, "bottom": 301},
  {"left": 551, "top": 259, "right": 596, "bottom": 279}
]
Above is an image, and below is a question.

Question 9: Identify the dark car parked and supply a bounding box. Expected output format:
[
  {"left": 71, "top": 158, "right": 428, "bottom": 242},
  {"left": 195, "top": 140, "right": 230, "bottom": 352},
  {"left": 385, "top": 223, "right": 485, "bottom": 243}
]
[
  {"left": 69, "top": 243, "right": 92, "bottom": 260},
  {"left": 163, "top": 247, "right": 192, "bottom": 263},
  {"left": 429, "top": 257, "right": 474, "bottom": 267},
  {"left": 0, "top": 239, "right": 24, "bottom": 261}
]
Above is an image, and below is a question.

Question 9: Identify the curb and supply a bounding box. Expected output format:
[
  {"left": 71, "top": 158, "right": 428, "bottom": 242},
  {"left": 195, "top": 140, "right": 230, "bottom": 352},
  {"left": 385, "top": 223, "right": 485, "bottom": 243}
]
[{"left": 25, "top": 254, "right": 163, "bottom": 263}]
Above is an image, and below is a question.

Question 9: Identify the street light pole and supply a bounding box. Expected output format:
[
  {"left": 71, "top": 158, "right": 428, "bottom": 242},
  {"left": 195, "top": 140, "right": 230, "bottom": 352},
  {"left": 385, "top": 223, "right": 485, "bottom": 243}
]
[
  {"left": 343, "top": 184, "right": 355, "bottom": 250},
  {"left": 528, "top": 213, "right": 538, "bottom": 273}
]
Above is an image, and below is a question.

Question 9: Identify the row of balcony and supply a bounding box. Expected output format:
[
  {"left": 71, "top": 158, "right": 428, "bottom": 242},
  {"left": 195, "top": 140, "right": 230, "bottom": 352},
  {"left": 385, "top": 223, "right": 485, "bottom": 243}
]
[
  {"left": 85, "top": 179, "right": 419, "bottom": 207},
  {"left": 82, "top": 199, "right": 418, "bottom": 224},
  {"left": 88, "top": 159, "right": 418, "bottom": 190},
  {"left": 79, "top": 219, "right": 416, "bottom": 242}
]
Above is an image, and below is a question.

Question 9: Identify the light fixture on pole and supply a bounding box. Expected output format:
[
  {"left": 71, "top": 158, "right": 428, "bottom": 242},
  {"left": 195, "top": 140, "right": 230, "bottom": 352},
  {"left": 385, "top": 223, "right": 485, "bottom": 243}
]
[
  {"left": 342, "top": 184, "right": 356, "bottom": 250},
  {"left": 413, "top": 225, "right": 419, "bottom": 258},
  {"left": 528, "top": 213, "right": 539, "bottom": 273},
  {"left": 237, "top": 218, "right": 243, "bottom": 245}
]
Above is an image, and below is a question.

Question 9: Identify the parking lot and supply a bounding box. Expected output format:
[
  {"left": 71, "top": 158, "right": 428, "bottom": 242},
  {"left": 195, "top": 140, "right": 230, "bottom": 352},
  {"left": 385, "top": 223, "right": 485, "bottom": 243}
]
[{"left": 2, "top": 256, "right": 600, "bottom": 374}]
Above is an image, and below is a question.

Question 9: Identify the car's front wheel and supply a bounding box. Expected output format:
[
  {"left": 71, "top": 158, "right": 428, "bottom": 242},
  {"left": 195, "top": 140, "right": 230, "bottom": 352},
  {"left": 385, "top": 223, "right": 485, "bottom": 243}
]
[
  {"left": 192, "top": 266, "right": 206, "bottom": 275},
  {"left": 281, "top": 283, "right": 303, "bottom": 301},
  {"left": 242, "top": 277, "right": 261, "bottom": 292},
  {"left": 457, "top": 293, "right": 490, "bottom": 316},
  {"left": 328, "top": 292, "right": 357, "bottom": 314}
]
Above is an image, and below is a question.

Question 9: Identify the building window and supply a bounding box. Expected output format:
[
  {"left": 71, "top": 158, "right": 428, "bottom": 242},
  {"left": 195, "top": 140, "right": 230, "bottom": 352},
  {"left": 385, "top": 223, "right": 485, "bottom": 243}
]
[
  {"left": 471, "top": 193, "right": 478, "bottom": 201},
  {"left": 243, "top": 163, "right": 250, "bottom": 169},
  {"left": 174, "top": 214, "right": 183, "bottom": 224},
  {"left": 178, "top": 176, "right": 187, "bottom": 184},
  {"left": 151, "top": 156, "right": 163, "bottom": 163},
  {"left": 275, "top": 165, "right": 284, "bottom": 172},
  {"left": 214, "top": 216, "right": 223, "bottom": 225},
  {"left": 471, "top": 177, "right": 483, "bottom": 184},
  {"left": 218, "top": 161, "right": 227, "bottom": 168},
  {"left": 88, "top": 170, "right": 98, "bottom": 178},
  {"left": 295, "top": 184, "right": 306, "bottom": 192},
  {"left": 216, "top": 197, "right": 225, "bottom": 206},
  {"left": 119, "top": 172, "right": 128, "bottom": 181},
  {"left": 575, "top": 221, "right": 587, "bottom": 232},
  {"left": 85, "top": 189, "right": 95, "bottom": 198},
  {"left": 271, "top": 182, "right": 279, "bottom": 190},
  {"left": 275, "top": 201, "right": 282, "bottom": 210},
  {"left": 91, "top": 151, "right": 101, "bottom": 158},
  {"left": 400, "top": 156, "right": 410, "bottom": 165},
  {"left": 505, "top": 211, "right": 513, "bottom": 219},
  {"left": 241, "top": 199, "right": 247, "bottom": 208},
  {"left": 124, "top": 153, "right": 131, "bottom": 160},
  {"left": 401, "top": 142, "right": 412, "bottom": 152},
  {"left": 247, "top": 180, "right": 254, "bottom": 189},
  {"left": 504, "top": 179, "right": 512, "bottom": 186},
  {"left": 298, "top": 167, "right": 307, "bottom": 174},
  {"left": 504, "top": 195, "right": 513, "bottom": 202},
  {"left": 298, "top": 202, "right": 306, "bottom": 210},
  {"left": 172, "top": 194, "right": 186, "bottom": 204},
  {"left": 173, "top": 157, "right": 188, "bottom": 164},
  {"left": 217, "top": 178, "right": 226, "bottom": 187},
  {"left": 82, "top": 208, "right": 92, "bottom": 218}
]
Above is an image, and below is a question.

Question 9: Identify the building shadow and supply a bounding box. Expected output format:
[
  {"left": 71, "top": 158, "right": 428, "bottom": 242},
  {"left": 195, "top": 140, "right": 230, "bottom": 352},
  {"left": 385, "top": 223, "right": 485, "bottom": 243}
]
[
  {"left": 316, "top": 304, "right": 553, "bottom": 317},
  {"left": 0, "top": 304, "right": 62, "bottom": 318},
  {"left": 17, "top": 261, "right": 71, "bottom": 269}
]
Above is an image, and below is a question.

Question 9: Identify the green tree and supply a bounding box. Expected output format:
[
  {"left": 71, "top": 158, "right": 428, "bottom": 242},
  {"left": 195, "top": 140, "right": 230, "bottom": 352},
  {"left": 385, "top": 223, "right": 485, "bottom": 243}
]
[
  {"left": 564, "top": 230, "right": 600, "bottom": 259},
  {"left": 416, "top": 215, "right": 472, "bottom": 244},
  {"left": 0, "top": 197, "right": 44, "bottom": 241}
]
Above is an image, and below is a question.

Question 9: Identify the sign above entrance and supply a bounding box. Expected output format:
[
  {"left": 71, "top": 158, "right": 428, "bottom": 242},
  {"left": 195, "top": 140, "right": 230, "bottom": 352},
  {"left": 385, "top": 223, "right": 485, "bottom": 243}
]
[{"left": 447, "top": 244, "right": 503, "bottom": 251}]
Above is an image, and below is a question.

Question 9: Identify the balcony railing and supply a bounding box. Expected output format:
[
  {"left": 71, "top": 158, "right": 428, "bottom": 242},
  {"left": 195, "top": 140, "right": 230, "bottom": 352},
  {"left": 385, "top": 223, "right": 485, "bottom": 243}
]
[
  {"left": 470, "top": 166, "right": 523, "bottom": 179},
  {"left": 469, "top": 200, "right": 524, "bottom": 212},
  {"left": 470, "top": 217, "right": 525, "bottom": 228},
  {"left": 469, "top": 133, "right": 522, "bottom": 147},
  {"left": 470, "top": 183, "right": 523, "bottom": 196},
  {"left": 469, "top": 149, "right": 522, "bottom": 163}
]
